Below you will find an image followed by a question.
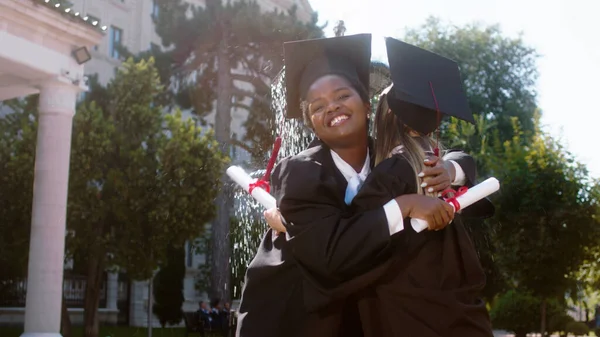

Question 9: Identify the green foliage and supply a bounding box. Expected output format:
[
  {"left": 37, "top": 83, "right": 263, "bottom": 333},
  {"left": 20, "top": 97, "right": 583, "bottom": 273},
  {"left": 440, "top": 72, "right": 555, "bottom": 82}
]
[
  {"left": 491, "top": 290, "right": 563, "bottom": 336},
  {"left": 488, "top": 117, "right": 600, "bottom": 300},
  {"left": 153, "top": 0, "right": 323, "bottom": 301},
  {"left": 153, "top": 0, "right": 324, "bottom": 165},
  {"left": 153, "top": 245, "right": 186, "bottom": 327},
  {"left": 548, "top": 312, "right": 575, "bottom": 335},
  {"left": 566, "top": 321, "right": 590, "bottom": 336},
  {"left": 0, "top": 97, "right": 38, "bottom": 286},
  {"left": 405, "top": 17, "right": 539, "bottom": 148},
  {"left": 66, "top": 58, "right": 227, "bottom": 337},
  {"left": 408, "top": 19, "right": 600, "bottom": 313},
  {"left": 69, "top": 57, "right": 227, "bottom": 279},
  {"left": 193, "top": 231, "right": 212, "bottom": 295}
]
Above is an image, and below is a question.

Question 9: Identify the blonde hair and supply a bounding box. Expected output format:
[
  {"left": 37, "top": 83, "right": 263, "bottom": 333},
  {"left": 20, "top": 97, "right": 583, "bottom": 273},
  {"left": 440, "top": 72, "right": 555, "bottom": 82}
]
[{"left": 373, "top": 95, "right": 443, "bottom": 196}]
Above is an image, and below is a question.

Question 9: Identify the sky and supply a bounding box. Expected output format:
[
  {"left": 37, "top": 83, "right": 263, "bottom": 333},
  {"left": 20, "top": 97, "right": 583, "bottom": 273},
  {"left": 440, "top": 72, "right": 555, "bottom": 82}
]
[{"left": 309, "top": 0, "right": 600, "bottom": 178}]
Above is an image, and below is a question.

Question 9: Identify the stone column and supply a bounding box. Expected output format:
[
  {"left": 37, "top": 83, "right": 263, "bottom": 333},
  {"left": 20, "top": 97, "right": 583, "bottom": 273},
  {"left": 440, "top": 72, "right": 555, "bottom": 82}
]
[
  {"left": 21, "top": 79, "right": 79, "bottom": 337},
  {"left": 106, "top": 272, "right": 119, "bottom": 310}
]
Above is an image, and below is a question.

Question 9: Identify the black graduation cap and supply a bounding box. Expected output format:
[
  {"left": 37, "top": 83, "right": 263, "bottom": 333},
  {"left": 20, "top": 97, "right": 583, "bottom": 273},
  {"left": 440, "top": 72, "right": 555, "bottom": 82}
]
[
  {"left": 383, "top": 37, "right": 474, "bottom": 135},
  {"left": 283, "top": 34, "right": 372, "bottom": 119}
]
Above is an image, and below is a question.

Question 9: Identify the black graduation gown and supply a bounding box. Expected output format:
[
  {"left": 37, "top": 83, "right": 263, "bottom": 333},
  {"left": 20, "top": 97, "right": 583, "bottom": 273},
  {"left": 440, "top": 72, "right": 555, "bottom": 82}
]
[
  {"left": 345, "top": 153, "right": 494, "bottom": 337},
  {"left": 236, "top": 144, "right": 491, "bottom": 337},
  {"left": 236, "top": 143, "right": 394, "bottom": 337}
]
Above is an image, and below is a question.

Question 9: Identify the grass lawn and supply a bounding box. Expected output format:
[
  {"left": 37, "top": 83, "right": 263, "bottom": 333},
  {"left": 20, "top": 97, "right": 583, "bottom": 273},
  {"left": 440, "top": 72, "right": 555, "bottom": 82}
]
[{"left": 0, "top": 326, "right": 223, "bottom": 337}]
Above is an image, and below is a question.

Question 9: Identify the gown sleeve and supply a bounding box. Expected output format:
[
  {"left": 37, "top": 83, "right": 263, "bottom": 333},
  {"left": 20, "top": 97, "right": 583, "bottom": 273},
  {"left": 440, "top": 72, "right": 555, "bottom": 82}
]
[
  {"left": 442, "top": 150, "right": 477, "bottom": 187},
  {"left": 272, "top": 156, "right": 409, "bottom": 287}
]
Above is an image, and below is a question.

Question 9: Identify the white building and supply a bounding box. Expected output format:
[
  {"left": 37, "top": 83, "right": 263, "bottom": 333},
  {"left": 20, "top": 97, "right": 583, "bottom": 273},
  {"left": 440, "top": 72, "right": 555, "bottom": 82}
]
[{"left": 0, "top": 0, "right": 314, "bottom": 330}]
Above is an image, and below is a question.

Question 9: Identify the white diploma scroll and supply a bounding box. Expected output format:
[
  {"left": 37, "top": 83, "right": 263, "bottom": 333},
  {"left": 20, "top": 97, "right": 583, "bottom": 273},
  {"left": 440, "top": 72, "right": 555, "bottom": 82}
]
[
  {"left": 226, "top": 165, "right": 276, "bottom": 210},
  {"left": 411, "top": 177, "right": 500, "bottom": 233}
]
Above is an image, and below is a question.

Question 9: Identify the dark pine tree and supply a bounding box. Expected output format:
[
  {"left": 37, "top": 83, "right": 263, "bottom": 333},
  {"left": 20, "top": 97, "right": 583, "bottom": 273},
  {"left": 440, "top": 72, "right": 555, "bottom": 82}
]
[
  {"left": 152, "top": 245, "right": 186, "bottom": 327},
  {"left": 152, "top": 0, "right": 324, "bottom": 301}
]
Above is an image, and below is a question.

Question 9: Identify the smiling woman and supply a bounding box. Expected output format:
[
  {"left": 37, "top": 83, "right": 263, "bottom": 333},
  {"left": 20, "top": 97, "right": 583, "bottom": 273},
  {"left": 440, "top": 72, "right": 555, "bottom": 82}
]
[
  {"left": 236, "top": 34, "right": 457, "bottom": 337},
  {"left": 303, "top": 74, "right": 370, "bottom": 158}
]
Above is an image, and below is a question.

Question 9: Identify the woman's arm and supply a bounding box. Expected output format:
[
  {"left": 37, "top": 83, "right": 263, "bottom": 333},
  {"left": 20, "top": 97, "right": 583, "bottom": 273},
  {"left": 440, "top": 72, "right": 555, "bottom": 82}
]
[
  {"left": 272, "top": 157, "right": 399, "bottom": 286},
  {"left": 273, "top": 155, "right": 452, "bottom": 286}
]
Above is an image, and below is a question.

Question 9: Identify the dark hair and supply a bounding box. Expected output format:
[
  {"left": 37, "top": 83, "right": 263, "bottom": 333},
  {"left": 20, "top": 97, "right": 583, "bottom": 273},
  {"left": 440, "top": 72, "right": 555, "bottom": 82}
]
[
  {"left": 210, "top": 298, "right": 221, "bottom": 308},
  {"left": 300, "top": 75, "right": 369, "bottom": 128}
]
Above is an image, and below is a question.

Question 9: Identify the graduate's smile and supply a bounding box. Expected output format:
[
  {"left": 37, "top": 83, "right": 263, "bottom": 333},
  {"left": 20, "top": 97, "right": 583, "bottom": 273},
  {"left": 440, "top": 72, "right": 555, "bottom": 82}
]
[
  {"left": 327, "top": 113, "right": 350, "bottom": 127},
  {"left": 305, "top": 75, "right": 369, "bottom": 147}
]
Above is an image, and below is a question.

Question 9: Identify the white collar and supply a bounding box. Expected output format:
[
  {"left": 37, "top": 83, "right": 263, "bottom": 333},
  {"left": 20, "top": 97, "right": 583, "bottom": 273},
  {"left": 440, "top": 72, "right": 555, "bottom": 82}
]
[{"left": 330, "top": 148, "right": 371, "bottom": 183}]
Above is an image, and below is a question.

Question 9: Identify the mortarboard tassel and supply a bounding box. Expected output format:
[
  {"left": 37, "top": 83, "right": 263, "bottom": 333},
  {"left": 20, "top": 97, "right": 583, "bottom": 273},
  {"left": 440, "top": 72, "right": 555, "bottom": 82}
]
[
  {"left": 248, "top": 136, "right": 282, "bottom": 195},
  {"left": 429, "top": 81, "right": 441, "bottom": 157}
]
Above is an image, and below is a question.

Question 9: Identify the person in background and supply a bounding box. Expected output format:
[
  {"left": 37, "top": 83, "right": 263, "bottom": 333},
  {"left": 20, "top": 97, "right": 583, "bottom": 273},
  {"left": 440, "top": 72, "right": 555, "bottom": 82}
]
[
  {"left": 221, "top": 302, "right": 231, "bottom": 336},
  {"left": 210, "top": 298, "right": 222, "bottom": 331},
  {"left": 197, "top": 301, "right": 211, "bottom": 331}
]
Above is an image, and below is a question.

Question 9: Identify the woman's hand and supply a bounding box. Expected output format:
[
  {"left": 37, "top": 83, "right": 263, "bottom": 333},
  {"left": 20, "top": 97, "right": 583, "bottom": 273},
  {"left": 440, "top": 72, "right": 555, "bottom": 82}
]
[
  {"left": 419, "top": 156, "right": 456, "bottom": 194},
  {"left": 264, "top": 207, "right": 287, "bottom": 234},
  {"left": 395, "top": 194, "right": 454, "bottom": 231}
]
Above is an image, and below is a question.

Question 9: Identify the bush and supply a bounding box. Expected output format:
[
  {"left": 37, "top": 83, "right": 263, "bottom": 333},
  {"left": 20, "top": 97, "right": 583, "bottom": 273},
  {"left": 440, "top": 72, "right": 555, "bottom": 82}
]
[
  {"left": 548, "top": 312, "right": 574, "bottom": 336},
  {"left": 490, "top": 290, "right": 540, "bottom": 337},
  {"left": 490, "top": 290, "right": 564, "bottom": 337},
  {"left": 595, "top": 327, "right": 600, "bottom": 337},
  {"left": 565, "top": 321, "right": 590, "bottom": 336}
]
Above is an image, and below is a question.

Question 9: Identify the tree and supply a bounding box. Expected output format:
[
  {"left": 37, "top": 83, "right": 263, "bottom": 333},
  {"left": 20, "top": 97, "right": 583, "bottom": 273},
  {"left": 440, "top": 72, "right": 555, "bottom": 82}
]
[
  {"left": 486, "top": 116, "right": 600, "bottom": 335},
  {"left": 490, "top": 290, "right": 564, "bottom": 337},
  {"left": 153, "top": 0, "right": 323, "bottom": 301},
  {"left": 405, "top": 17, "right": 539, "bottom": 154},
  {"left": 152, "top": 245, "right": 186, "bottom": 327},
  {"left": 68, "top": 58, "right": 227, "bottom": 337},
  {"left": 0, "top": 98, "right": 37, "bottom": 284}
]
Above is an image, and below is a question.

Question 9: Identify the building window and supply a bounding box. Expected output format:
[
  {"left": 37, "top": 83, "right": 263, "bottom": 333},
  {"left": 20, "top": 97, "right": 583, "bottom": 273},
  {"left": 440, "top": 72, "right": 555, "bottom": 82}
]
[
  {"left": 109, "top": 26, "right": 123, "bottom": 59},
  {"left": 152, "top": 0, "right": 160, "bottom": 19},
  {"left": 78, "top": 91, "right": 87, "bottom": 102}
]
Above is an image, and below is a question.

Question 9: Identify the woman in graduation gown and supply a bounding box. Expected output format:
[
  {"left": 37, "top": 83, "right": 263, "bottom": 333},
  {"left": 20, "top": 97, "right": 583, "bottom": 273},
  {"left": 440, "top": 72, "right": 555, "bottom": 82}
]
[
  {"left": 274, "top": 39, "right": 493, "bottom": 336},
  {"left": 236, "top": 34, "right": 479, "bottom": 337},
  {"left": 338, "top": 82, "right": 494, "bottom": 337},
  {"left": 340, "top": 39, "right": 494, "bottom": 336}
]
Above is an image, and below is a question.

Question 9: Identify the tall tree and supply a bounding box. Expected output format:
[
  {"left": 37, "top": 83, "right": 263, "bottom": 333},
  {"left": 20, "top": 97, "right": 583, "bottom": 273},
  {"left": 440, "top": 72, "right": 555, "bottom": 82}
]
[
  {"left": 405, "top": 17, "right": 539, "bottom": 153},
  {"left": 152, "top": 245, "right": 186, "bottom": 327},
  {"left": 486, "top": 116, "right": 600, "bottom": 335},
  {"left": 68, "top": 58, "right": 227, "bottom": 337},
  {"left": 153, "top": 0, "right": 323, "bottom": 301}
]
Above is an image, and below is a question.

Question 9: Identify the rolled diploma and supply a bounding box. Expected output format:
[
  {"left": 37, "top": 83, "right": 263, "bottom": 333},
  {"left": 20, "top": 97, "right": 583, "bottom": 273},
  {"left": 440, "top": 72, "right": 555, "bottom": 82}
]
[
  {"left": 226, "top": 165, "right": 276, "bottom": 210},
  {"left": 410, "top": 177, "right": 500, "bottom": 233}
]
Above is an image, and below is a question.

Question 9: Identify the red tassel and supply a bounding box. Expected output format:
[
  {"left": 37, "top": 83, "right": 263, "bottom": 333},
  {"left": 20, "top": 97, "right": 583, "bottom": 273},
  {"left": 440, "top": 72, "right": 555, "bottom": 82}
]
[
  {"left": 263, "top": 137, "right": 282, "bottom": 182},
  {"left": 248, "top": 136, "right": 282, "bottom": 195},
  {"left": 429, "top": 81, "right": 441, "bottom": 157}
]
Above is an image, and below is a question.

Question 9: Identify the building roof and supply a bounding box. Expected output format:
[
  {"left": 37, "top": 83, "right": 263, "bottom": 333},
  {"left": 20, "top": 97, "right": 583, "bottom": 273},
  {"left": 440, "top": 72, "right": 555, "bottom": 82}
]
[{"left": 33, "top": 0, "right": 107, "bottom": 33}]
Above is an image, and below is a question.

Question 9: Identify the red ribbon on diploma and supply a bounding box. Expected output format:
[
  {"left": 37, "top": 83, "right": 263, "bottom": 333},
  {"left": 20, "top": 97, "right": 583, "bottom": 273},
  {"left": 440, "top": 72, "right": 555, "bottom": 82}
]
[
  {"left": 441, "top": 186, "right": 469, "bottom": 211},
  {"left": 248, "top": 137, "right": 282, "bottom": 195}
]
